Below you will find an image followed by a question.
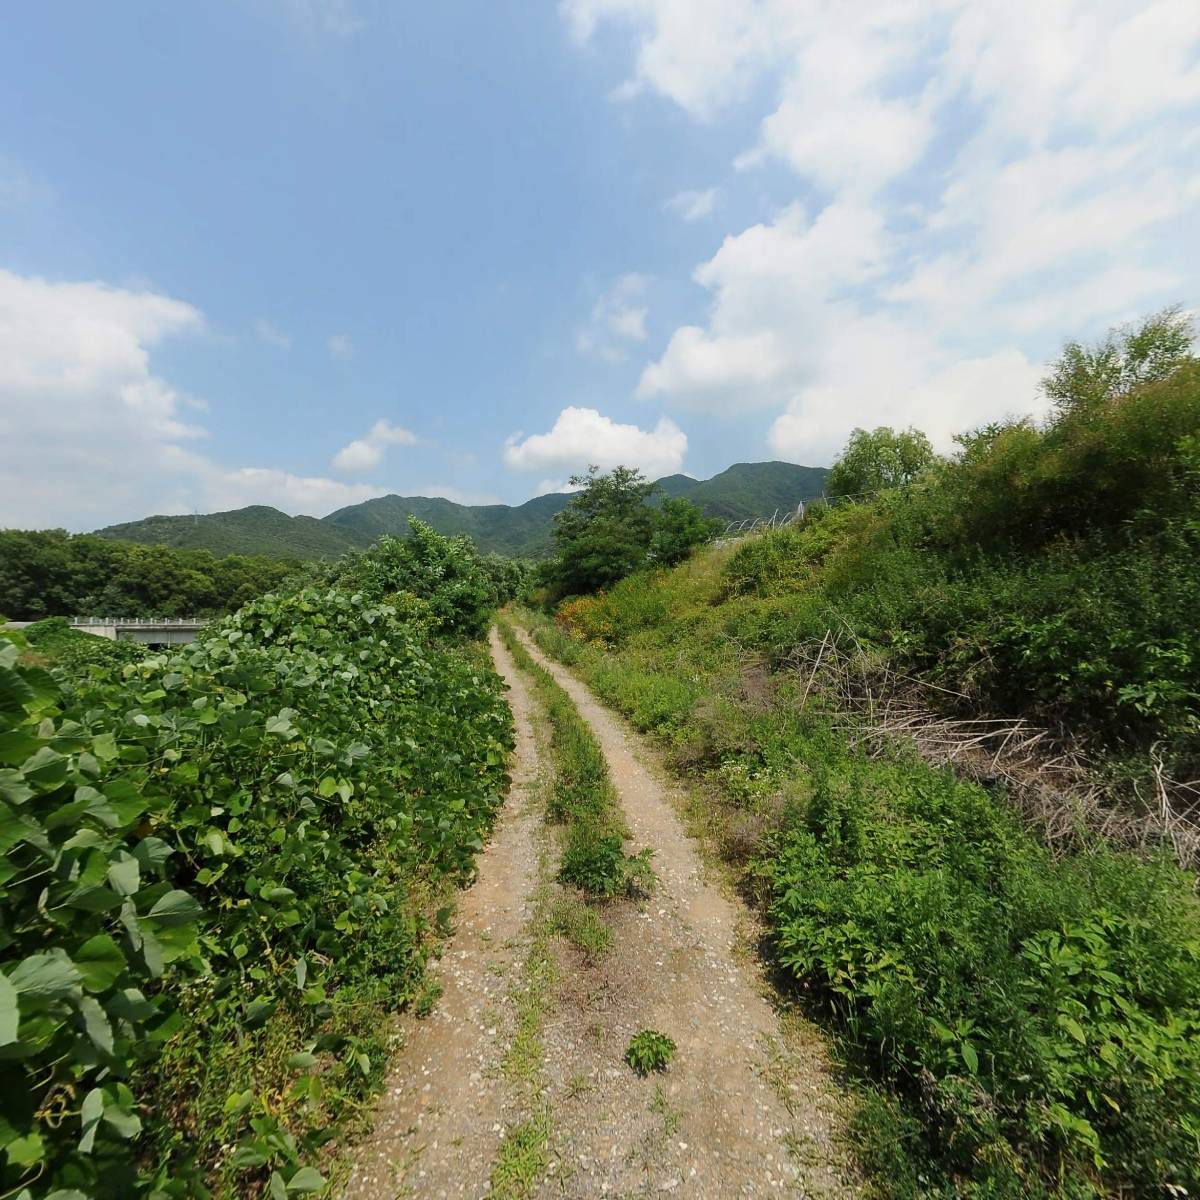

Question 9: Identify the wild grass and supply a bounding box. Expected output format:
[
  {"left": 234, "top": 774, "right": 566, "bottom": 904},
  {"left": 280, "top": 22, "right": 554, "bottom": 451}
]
[
  {"left": 497, "top": 618, "right": 653, "bottom": 899},
  {"left": 517, "top": 559, "right": 1200, "bottom": 1196}
]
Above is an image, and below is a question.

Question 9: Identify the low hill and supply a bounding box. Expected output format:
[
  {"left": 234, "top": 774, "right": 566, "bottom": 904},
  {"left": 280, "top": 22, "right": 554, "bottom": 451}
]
[
  {"left": 94, "top": 461, "right": 829, "bottom": 560},
  {"left": 94, "top": 506, "right": 370, "bottom": 559}
]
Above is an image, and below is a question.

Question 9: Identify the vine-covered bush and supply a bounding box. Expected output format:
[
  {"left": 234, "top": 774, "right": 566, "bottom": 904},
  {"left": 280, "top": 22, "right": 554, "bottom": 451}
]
[
  {"left": 1, "top": 557, "right": 512, "bottom": 1196},
  {"left": 767, "top": 761, "right": 1200, "bottom": 1196}
]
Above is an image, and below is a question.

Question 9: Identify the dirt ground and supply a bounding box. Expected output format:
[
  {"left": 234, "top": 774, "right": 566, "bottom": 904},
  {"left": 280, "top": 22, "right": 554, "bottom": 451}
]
[{"left": 343, "top": 625, "right": 857, "bottom": 1198}]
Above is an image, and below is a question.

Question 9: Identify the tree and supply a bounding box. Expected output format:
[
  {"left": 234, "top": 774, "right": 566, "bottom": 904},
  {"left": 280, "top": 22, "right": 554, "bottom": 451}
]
[
  {"left": 827, "top": 427, "right": 935, "bottom": 498},
  {"left": 551, "top": 466, "right": 659, "bottom": 595},
  {"left": 649, "top": 496, "right": 721, "bottom": 566},
  {"left": 1042, "top": 305, "right": 1194, "bottom": 416},
  {"left": 340, "top": 519, "right": 494, "bottom": 637}
]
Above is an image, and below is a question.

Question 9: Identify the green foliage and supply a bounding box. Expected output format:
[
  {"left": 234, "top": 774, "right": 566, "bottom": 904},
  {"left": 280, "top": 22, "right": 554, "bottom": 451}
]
[
  {"left": 21, "top": 617, "right": 148, "bottom": 672},
  {"left": 649, "top": 497, "right": 722, "bottom": 567},
  {"left": 0, "top": 529, "right": 294, "bottom": 621},
  {"left": 334, "top": 518, "right": 496, "bottom": 637},
  {"left": 624, "top": 1030, "right": 676, "bottom": 1075},
  {"left": 548, "top": 466, "right": 717, "bottom": 598},
  {"left": 548, "top": 896, "right": 612, "bottom": 956},
  {"left": 826, "top": 427, "right": 936, "bottom": 498},
  {"left": 559, "top": 832, "right": 654, "bottom": 899},
  {"left": 767, "top": 764, "right": 1200, "bottom": 1195},
  {"left": 551, "top": 466, "right": 660, "bottom": 595},
  {"left": 517, "top": 460, "right": 1200, "bottom": 1198},
  {"left": 0, "top": 536, "right": 514, "bottom": 1198},
  {"left": 1042, "top": 305, "right": 1194, "bottom": 416}
]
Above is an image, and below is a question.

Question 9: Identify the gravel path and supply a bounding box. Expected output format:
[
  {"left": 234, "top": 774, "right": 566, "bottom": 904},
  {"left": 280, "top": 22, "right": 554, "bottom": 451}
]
[
  {"left": 342, "top": 629, "right": 544, "bottom": 1199},
  {"left": 344, "top": 625, "right": 855, "bottom": 1197},
  {"left": 513, "top": 626, "right": 857, "bottom": 1199}
]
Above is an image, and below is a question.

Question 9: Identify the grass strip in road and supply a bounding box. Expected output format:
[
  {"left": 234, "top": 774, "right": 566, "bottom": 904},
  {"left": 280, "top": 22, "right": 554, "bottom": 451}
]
[{"left": 497, "top": 617, "right": 651, "bottom": 900}]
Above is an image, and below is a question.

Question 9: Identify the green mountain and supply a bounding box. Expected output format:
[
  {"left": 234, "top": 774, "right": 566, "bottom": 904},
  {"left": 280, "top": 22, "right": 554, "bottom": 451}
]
[
  {"left": 94, "top": 506, "right": 371, "bottom": 560},
  {"left": 94, "top": 461, "right": 829, "bottom": 560}
]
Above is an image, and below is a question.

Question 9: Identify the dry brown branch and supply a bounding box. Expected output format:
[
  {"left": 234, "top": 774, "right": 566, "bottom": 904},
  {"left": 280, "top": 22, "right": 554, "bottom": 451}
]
[{"left": 784, "top": 630, "right": 1200, "bottom": 871}]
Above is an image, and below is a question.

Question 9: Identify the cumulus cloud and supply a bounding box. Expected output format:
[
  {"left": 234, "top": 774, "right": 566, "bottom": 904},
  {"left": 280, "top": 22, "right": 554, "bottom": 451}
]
[
  {"left": 504, "top": 406, "right": 687, "bottom": 479},
  {"left": 665, "top": 187, "right": 717, "bottom": 221},
  {"left": 332, "top": 418, "right": 418, "bottom": 474},
  {"left": 569, "top": 0, "right": 1200, "bottom": 460},
  {"left": 577, "top": 273, "right": 650, "bottom": 361},
  {"left": 255, "top": 318, "right": 292, "bottom": 350},
  {"left": 0, "top": 269, "right": 390, "bottom": 527}
]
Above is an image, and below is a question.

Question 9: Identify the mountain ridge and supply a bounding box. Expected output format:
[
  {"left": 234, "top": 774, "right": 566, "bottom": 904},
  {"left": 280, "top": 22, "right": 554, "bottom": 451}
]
[{"left": 92, "top": 461, "right": 829, "bottom": 560}]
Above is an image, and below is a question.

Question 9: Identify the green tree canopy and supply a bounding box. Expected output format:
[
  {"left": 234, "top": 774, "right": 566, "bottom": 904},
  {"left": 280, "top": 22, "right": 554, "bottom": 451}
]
[
  {"left": 1042, "top": 305, "right": 1195, "bottom": 416},
  {"left": 826, "top": 427, "right": 936, "bottom": 499},
  {"left": 549, "top": 466, "right": 716, "bottom": 595}
]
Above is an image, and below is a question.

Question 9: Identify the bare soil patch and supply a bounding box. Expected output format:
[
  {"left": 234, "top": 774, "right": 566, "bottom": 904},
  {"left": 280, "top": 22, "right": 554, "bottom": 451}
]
[{"left": 342, "top": 629, "right": 544, "bottom": 1199}]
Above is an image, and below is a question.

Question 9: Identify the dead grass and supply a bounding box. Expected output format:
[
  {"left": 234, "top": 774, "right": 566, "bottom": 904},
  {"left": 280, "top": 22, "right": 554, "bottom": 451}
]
[{"left": 788, "top": 627, "right": 1200, "bottom": 869}]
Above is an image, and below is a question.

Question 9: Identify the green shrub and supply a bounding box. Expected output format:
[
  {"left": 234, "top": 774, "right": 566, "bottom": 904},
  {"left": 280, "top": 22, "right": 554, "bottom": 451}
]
[
  {"left": 558, "top": 832, "right": 654, "bottom": 899},
  {"left": 767, "top": 758, "right": 1200, "bottom": 1194},
  {"left": 624, "top": 1030, "right": 676, "bottom": 1075},
  {"left": 336, "top": 518, "right": 496, "bottom": 637},
  {"left": 1, "top": 545, "right": 513, "bottom": 1197}
]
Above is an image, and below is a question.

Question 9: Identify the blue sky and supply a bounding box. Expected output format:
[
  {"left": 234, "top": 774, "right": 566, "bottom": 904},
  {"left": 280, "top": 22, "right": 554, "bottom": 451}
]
[{"left": 1, "top": 0, "right": 1197, "bottom": 528}]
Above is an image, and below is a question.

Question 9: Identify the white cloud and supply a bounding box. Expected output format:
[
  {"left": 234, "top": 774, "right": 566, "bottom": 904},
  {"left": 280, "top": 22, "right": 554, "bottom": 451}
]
[
  {"left": 504, "top": 406, "right": 687, "bottom": 478},
  {"left": 665, "top": 187, "right": 717, "bottom": 221},
  {"left": 576, "top": 273, "right": 650, "bottom": 361},
  {"left": 332, "top": 418, "right": 418, "bottom": 473},
  {"left": 255, "top": 318, "right": 292, "bottom": 350},
  {"left": 328, "top": 332, "right": 353, "bottom": 358},
  {"left": 0, "top": 269, "right": 389, "bottom": 527},
  {"left": 569, "top": 0, "right": 1200, "bottom": 460},
  {"left": 277, "top": 0, "right": 363, "bottom": 38}
]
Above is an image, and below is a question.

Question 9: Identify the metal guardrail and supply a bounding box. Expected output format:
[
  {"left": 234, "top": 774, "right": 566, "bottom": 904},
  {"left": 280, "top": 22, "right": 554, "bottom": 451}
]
[{"left": 69, "top": 617, "right": 208, "bottom": 627}]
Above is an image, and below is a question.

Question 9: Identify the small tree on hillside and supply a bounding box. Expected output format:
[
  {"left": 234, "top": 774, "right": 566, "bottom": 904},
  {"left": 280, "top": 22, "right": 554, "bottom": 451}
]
[
  {"left": 827, "top": 427, "right": 935, "bottom": 498},
  {"left": 1042, "top": 305, "right": 1195, "bottom": 416},
  {"left": 649, "top": 496, "right": 721, "bottom": 566},
  {"left": 551, "top": 466, "right": 658, "bottom": 595}
]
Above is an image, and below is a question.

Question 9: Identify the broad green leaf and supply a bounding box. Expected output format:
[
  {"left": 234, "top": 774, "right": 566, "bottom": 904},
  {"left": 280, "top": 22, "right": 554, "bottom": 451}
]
[
  {"left": 10, "top": 953, "right": 81, "bottom": 1002},
  {"left": 107, "top": 854, "right": 140, "bottom": 897},
  {"left": 961, "top": 1041, "right": 979, "bottom": 1075},
  {"left": 91, "top": 732, "right": 119, "bottom": 761},
  {"left": 79, "top": 995, "right": 114, "bottom": 1054},
  {"left": 75, "top": 935, "right": 125, "bottom": 993},
  {"left": 5, "top": 1131, "right": 44, "bottom": 1166},
  {"left": 286, "top": 1166, "right": 326, "bottom": 1193},
  {"left": 102, "top": 1103, "right": 141, "bottom": 1139},
  {"left": 132, "top": 837, "right": 173, "bottom": 869},
  {"left": 1059, "top": 1016, "right": 1087, "bottom": 1045},
  {"left": 147, "top": 889, "right": 202, "bottom": 928},
  {"left": 21, "top": 746, "right": 68, "bottom": 788},
  {"left": 79, "top": 1088, "right": 104, "bottom": 1153},
  {"left": 0, "top": 973, "right": 17, "bottom": 1045}
]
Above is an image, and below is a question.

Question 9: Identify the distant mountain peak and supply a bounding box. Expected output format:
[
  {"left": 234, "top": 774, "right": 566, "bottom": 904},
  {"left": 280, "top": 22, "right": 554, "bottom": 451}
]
[{"left": 94, "top": 461, "right": 829, "bottom": 560}]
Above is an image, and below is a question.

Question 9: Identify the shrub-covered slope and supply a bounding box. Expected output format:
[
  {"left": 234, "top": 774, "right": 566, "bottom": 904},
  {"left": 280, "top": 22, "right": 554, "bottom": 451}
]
[
  {"left": 0, "top": 531, "right": 514, "bottom": 1198},
  {"left": 521, "top": 335, "right": 1200, "bottom": 1196}
]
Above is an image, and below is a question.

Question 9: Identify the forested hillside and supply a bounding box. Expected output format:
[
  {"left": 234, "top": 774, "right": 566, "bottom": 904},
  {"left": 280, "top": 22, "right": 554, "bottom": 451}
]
[
  {"left": 523, "top": 310, "right": 1200, "bottom": 1198},
  {"left": 94, "top": 507, "right": 373, "bottom": 560},
  {"left": 0, "top": 523, "right": 521, "bottom": 1198},
  {"left": 89, "top": 462, "right": 829, "bottom": 561},
  {"left": 0, "top": 530, "right": 296, "bottom": 621}
]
